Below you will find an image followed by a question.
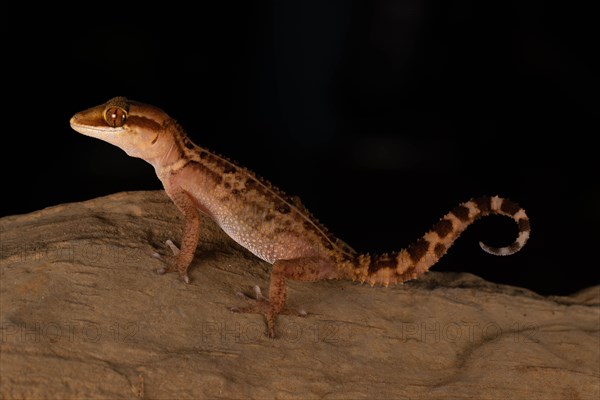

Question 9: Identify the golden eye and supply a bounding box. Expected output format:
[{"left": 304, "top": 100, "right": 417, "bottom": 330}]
[{"left": 103, "top": 106, "right": 128, "bottom": 127}]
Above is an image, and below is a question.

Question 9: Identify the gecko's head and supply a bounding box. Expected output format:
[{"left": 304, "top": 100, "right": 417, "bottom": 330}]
[{"left": 70, "top": 96, "right": 174, "bottom": 160}]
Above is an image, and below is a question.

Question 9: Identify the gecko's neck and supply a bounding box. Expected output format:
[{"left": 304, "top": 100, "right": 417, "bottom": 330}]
[{"left": 149, "top": 120, "right": 203, "bottom": 180}]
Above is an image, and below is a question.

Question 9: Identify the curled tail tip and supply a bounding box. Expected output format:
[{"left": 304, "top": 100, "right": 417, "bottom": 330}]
[
  {"left": 474, "top": 195, "right": 531, "bottom": 256},
  {"left": 479, "top": 240, "right": 521, "bottom": 256},
  {"left": 479, "top": 225, "right": 530, "bottom": 256}
]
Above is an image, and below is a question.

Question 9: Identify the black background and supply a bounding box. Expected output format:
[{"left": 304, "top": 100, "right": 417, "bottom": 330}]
[{"left": 3, "top": 2, "right": 598, "bottom": 295}]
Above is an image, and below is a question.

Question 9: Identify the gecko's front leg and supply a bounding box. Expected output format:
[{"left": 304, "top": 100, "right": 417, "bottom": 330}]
[
  {"left": 158, "top": 188, "right": 201, "bottom": 283},
  {"left": 233, "top": 257, "right": 338, "bottom": 338}
]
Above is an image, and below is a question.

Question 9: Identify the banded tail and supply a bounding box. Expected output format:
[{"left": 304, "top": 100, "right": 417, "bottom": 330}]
[{"left": 348, "top": 196, "right": 530, "bottom": 286}]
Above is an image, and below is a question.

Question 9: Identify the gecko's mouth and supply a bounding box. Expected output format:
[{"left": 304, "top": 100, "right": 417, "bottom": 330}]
[{"left": 70, "top": 116, "right": 124, "bottom": 135}]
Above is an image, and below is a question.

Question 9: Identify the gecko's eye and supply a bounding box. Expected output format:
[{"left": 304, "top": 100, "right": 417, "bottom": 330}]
[{"left": 103, "top": 106, "right": 128, "bottom": 128}]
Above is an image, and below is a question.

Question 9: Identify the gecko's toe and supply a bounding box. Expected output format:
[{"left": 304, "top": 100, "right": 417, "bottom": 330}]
[
  {"left": 235, "top": 286, "right": 268, "bottom": 302},
  {"left": 266, "top": 322, "right": 276, "bottom": 339},
  {"left": 296, "top": 309, "right": 308, "bottom": 317},
  {"left": 230, "top": 300, "right": 271, "bottom": 314},
  {"left": 230, "top": 302, "right": 278, "bottom": 338},
  {"left": 156, "top": 265, "right": 189, "bottom": 285},
  {"left": 279, "top": 308, "right": 308, "bottom": 317},
  {"left": 253, "top": 285, "right": 268, "bottom": 301},
  {"left": 165, "top": 239, "right": 180, "bottom": 256},
  {"left": 157, "top": 265, "right": 176, "bottom": 275},
  {"left": 153, "top": 240, "right": 184, "bottom": 276},
  {"left": 230, "top": 305, "right": 264, "bottom": 314},
  {"left": 235, "top": 291, "right": 249, "bottom": 300},
  {"left": 152, "top": 240, "right": 190, "bottom": 283}
]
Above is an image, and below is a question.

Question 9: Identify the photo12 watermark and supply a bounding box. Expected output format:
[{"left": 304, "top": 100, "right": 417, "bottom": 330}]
[
  {"left": 398, "top": 320, "right": 539, "bottom": 344},
  {"left": 0, "top": 240, "right": 143, "bottom": 266},
  {"left": 1, "top": 321, "right": 140, "bottom": 344}
]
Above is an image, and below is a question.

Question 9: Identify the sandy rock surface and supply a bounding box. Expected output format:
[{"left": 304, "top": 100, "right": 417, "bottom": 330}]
[{"left": 1, "top": 191, "right": 598, "bottom": 399}]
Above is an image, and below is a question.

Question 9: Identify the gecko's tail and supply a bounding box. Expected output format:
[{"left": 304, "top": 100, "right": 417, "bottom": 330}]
[{"left": 347, "top": 196, "right": 530, "bottom": 287}]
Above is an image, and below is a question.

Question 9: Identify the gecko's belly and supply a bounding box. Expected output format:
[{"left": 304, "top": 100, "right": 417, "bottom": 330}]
[
  {"left": 185, "top": 181, "right": 325, "bottom": 263},
  {"left": 216, "top": 216, "right": 320, "bottom": 264}
]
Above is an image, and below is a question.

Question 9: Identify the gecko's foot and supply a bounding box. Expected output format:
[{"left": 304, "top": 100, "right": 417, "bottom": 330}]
[
  {"left": 230, "top": 286, "right": 307, "bottom": 338},
  {"left": 154, "top": 240, "right": 190, "bottom": 283},
  {"left": 153, "top": 239, "right": 179, "bottom": 274},
  {"left": 156, "top": 265, "right": 190, "bottom": 284},
  {"left": 156, "top": 266, "right": 190, "bottom": 284},
  {"left": 233, "top": 286, "right": 307, "bottom": 316}
]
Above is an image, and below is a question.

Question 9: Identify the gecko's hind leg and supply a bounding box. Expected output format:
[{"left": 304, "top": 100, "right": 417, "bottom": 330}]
[{"left": 230, "top": 257, "right": 337, "bottom": 338}]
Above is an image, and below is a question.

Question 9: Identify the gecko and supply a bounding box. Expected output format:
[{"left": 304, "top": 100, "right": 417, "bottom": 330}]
[{"left": 70, "top": 96, "right": 530, "bottom": 338}]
